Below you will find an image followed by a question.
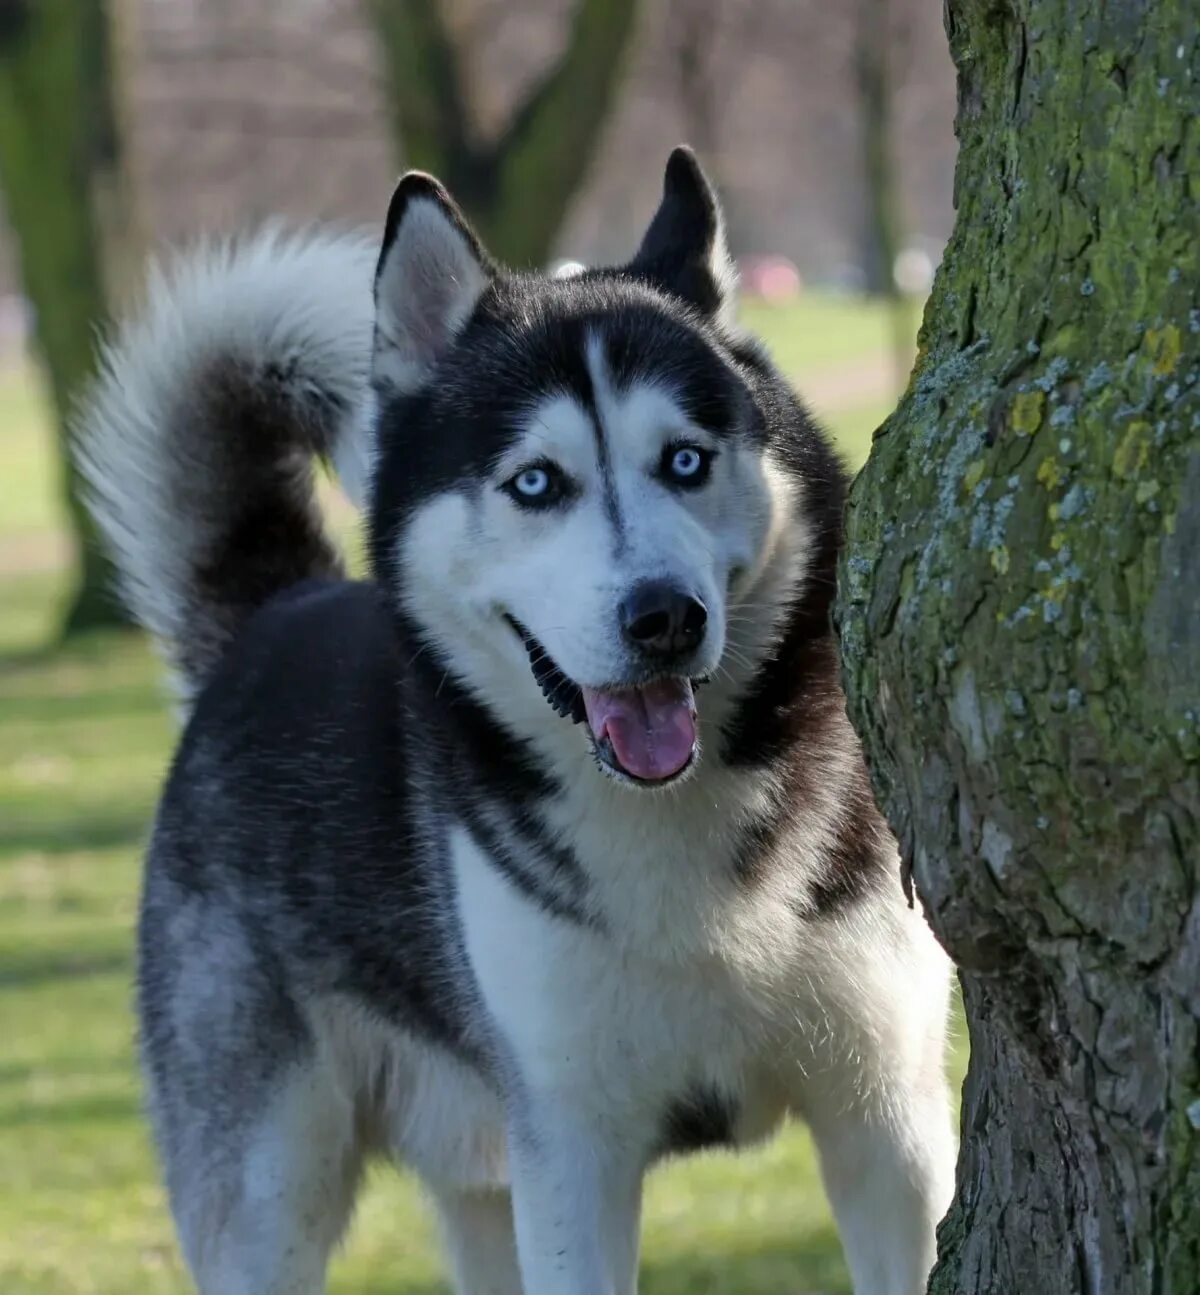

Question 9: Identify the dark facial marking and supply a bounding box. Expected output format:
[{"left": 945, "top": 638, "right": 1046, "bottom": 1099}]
[
  {"left": 368, "top": 274, "right": 751, "bottom": 578},
  {"left": 574, "top": 345, "right": 625, "bottom": 549}
]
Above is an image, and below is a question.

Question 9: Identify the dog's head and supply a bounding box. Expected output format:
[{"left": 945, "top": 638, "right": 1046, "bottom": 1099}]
[{"left": 368, "top": 148, "right": 834, "bottom": 788}]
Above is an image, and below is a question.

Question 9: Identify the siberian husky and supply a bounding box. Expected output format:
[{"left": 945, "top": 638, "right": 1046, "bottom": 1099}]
[{"left": 77, "top": 147, "right": 954, "bottom": 1295}]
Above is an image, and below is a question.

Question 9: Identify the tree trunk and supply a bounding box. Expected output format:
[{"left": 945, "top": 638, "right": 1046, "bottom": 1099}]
[
  {"left": 837, "top": 3, "right": 1199, "bottom": 1292},
  {"left": 369, "top": 0, "right": 639, "bottom": 267},
  {"left": 675, "top": 0, "right": 720, "bottom": 176},
  {"left": 0, "top": 0, "right": 140, "bottom": 635},
  {"left": 855, "top": 0, "right": 902, "bottom": 298},
  {"left": 855, "top": 0, "right": 914, "bottom": 399}
]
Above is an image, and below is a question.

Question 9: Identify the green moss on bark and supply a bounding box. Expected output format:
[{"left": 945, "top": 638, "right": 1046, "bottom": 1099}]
[{"left": 838, "top": 2, "right": 1199, "bottom": 1290}]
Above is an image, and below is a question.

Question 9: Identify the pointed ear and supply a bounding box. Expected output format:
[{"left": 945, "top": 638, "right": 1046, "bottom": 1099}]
[
  {"left": 628, "top": 146, "right": 737, "bottom": 325},
  {"left": 373, "top": 172, "right": 493, "bottom": 392}
]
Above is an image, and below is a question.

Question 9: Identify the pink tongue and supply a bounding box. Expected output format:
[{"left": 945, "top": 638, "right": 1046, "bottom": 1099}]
[{"left": 581, "top": 678, "right": 697, "bottom": 782}]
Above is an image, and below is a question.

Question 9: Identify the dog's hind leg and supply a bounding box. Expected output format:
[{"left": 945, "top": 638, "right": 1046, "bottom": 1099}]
[
  {"left": 166, "top": 1060, "right": 363, "bottom": 1295},
  {"left": 434, "top": 1187, "right": 525, "bottom": 1295}
]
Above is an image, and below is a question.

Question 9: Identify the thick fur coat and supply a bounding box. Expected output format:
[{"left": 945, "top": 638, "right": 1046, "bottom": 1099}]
[{"left": 76, "top": 148, "right": 954, "bottom": 1295}]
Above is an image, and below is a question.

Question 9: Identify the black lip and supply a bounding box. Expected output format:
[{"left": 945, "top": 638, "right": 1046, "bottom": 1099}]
[{"left": 504, "top": 615, "right": 586, "bottom": 724}]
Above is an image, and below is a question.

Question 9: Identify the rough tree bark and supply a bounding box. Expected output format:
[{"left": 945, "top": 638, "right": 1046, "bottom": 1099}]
[
  {"left": 369, "top": 0, "right": 638, "bottom": 267},
  {"left": 837, "top": 2, "right": 1198, "bottom": 1292},
  {"left": 0, "top": 0, "right": 140, "bottom": 635}
]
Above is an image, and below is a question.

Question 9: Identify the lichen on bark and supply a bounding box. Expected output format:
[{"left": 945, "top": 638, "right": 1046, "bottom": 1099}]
[{"left": 836, "top": 2, "right": 1199, "bottom": 1290}]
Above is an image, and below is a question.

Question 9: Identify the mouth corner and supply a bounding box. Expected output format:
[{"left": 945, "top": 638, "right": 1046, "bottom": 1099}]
[
  {"left": 504, "top": 613, "right": 587, "bottom": 724},
  {"left": 503, "top": 613, "right": 701, "bottom": 788}
]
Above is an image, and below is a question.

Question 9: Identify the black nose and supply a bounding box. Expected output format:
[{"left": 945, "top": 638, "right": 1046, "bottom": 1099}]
[{"left": 620, "top": 581, "right": 708, "bottom": 658}]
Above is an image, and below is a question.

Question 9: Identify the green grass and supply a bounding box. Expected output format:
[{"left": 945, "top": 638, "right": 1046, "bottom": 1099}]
[
  {"left": 0, "top": 295, "right": 953, "bottom": 1294},
  {"left": 741, "top": 293, "right": 920, "bottom": 383},
  {"left": 0, "top": 367, "right": 60, "bottom": 539}
]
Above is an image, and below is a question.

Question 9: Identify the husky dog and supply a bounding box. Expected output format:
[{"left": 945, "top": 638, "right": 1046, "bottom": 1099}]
[{"left": 77, "top": 148, "right": 954, "bottom": 1295}]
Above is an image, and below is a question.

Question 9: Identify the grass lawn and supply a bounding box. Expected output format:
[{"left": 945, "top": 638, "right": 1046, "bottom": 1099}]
[
  {"left": 0, "top": 295, "right": 959, "bottom": 1294},
  {"left": 740, "top": 294, "right": 920, "bottom": 392}
]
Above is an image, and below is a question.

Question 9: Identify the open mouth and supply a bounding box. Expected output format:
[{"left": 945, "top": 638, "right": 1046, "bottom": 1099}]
[{"left": 505, "top": 616, "right": 698, "bottom": 786}]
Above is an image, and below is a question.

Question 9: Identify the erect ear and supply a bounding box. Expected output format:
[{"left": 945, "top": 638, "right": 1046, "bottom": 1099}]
[
  {"left": 372, "top": 172, "right": 493, "bottom": 392},
  {"left": 627, "top": 146, "right": 736, "bottom": 326}
]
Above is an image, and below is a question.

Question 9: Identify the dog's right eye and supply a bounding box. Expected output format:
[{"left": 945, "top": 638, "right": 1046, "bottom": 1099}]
[{"left": 503, "top": 462, "right": 571, "bottom": 508}]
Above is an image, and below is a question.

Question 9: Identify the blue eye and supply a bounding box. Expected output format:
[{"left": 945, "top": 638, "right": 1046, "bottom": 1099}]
[
  {"left": 662, "top": 443, "right": 714, "bottom": 488},
  {"left": 672, "top": 448, "right": 703, "bottom": 477},
  {"left": 504, "top": 461, "right": 571, "bottom": 508},
  {"left": 515, "top": 468, "right": 550, "bottom": 497}
]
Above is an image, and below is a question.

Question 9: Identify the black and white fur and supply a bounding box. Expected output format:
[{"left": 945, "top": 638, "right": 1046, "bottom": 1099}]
[{"left": 77, "top": 149, "right": 954, "bottom": 1295}]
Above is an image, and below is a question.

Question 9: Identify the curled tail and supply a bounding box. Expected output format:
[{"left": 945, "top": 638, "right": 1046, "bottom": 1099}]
[{"left": 75, "top": 227, "right": 375, "bottom": 695}]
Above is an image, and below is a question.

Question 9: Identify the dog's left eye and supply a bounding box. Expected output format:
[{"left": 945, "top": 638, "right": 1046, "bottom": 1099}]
[{"left": 661, "top": 443, "right": 715, "bottom": 488}]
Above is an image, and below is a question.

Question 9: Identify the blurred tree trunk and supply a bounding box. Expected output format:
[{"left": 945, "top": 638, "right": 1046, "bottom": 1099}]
[
  {"left": 855, "top": 0, "right": 913, "bottom": 397},
  {"left": 854, "top": 0, "right": 901, "bottom": 298},
  {"left": 369, "top": 0, "right": 638, "bottom": 267},
  {"left": 839, "top": 1, "right": 1199, "bottom": 1290},
  {"left": 0, "top": 0, "right": 140, "bottom": 635},
  {"left": 675, "top": 0, "right": 719, "bottom": 175}
]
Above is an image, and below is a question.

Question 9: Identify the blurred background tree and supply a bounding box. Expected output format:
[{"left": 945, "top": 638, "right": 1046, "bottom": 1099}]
[
  {"left": 0, "top": 0, "right": 140, "bottom": 635},
  {"left": 0, "top": 0, "right": 955, "bottom": 653},
  {"left": 368, "top": 0, "right": 638, "bottom": 267},
  {"left": 854, "top": 0, "right": 900, "bottom": 300}
]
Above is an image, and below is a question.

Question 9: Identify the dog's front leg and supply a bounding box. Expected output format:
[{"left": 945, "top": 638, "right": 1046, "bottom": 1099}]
[{"left": 506, "top": 1094, "right": 643, "bottom": 1295}]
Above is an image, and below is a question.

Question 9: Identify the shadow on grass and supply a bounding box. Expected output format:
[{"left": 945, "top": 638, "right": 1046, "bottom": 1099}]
[
  {"left": 0, "top": 1054, "right": 131, "bottom": 1086},
  {"left": 0, "top": 682, "right": 168, "bottom": 725},
  {"left": 638, "top": 1240, "right": 848, "bottom": 1295},
  {"left": 0, "top": 627, "right": 135, "bottom": 674},
  {"left": 0, "top": 812, "right": 148, "bottom": 858},
  {"left": 0, "top": 1090, "right": 138, "bottom": 1131},
  {"left": 0, "top": 948, "right": 129, "bottom": 990},
  {"left": 343, "top": 1237, "right": 849, "bottom": 1295}
]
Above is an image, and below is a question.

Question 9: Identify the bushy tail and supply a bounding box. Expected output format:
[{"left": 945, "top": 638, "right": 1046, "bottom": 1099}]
[{"left": 75, "top": 227, "right": 376, "bottom": 695}]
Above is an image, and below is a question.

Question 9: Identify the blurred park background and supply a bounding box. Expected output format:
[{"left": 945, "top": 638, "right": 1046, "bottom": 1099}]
[{"left": 0, "top": 2, "right": 965, "bottom": 1291}]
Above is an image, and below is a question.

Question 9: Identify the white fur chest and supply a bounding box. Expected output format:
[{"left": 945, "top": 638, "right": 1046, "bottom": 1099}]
[{"left": 450, "top": 823, "right": 802, "bottom": 1160}]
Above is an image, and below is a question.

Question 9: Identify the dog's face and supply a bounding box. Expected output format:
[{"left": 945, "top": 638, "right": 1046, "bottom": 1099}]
[{"left": 369, "top": 150, "right": 804, "bottom": 788}]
